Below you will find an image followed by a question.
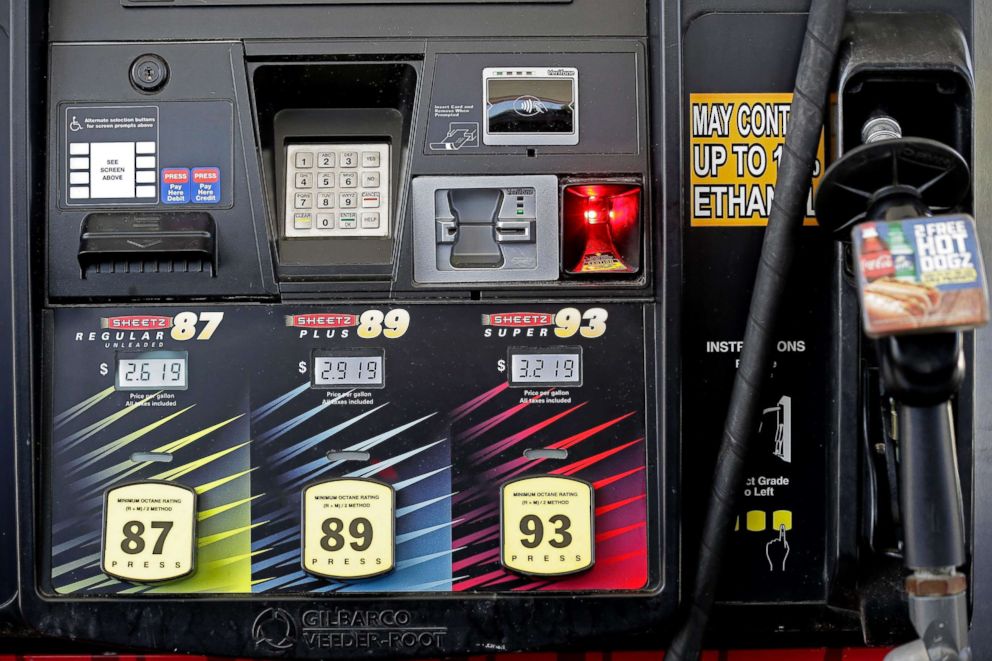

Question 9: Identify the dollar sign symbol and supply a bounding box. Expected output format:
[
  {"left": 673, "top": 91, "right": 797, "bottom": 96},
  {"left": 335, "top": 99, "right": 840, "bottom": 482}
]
[
  {"left": 299, "top": 361, "right": 308, "bottom": 375},
  {"left": 100, "top": 363, "right": 109, "bottom": 376},
  {"left": 497, "top": 359, "right": 506, "bottom": 373}
]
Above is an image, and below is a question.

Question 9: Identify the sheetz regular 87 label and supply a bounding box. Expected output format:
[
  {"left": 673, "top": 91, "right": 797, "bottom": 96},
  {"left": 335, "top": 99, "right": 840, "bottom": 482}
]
[
  {"left": 101, "top": 481, "right": 197, "bottom": 583},
  {"left": 500, "top": 475, "right": 595, "bottom": 577},
  {"left": 302, "top": 479, "right": 396, "bottom": 580}
]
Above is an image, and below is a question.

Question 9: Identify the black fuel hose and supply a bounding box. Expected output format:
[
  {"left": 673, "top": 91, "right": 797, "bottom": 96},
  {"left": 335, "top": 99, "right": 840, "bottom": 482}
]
[{"left": 667, "top": 1, "right": 847, "bottom": 658}]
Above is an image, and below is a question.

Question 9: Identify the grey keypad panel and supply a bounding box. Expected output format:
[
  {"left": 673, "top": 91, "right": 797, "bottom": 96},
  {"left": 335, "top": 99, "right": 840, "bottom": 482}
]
[{"left": 284, "top": 143, "right": 390, "bottom": 238}]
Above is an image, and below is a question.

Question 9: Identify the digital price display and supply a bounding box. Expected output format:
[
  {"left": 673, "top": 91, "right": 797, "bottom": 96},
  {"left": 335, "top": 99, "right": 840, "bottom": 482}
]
[
  {"left": 312, "top": 349, "right": 385, "bottom": 389},
  {"left": 116, "top": 351, "right": 188, "bottom": 391},
  {"left": 508, "top": 347, "right": 582, "bottom": 387}
]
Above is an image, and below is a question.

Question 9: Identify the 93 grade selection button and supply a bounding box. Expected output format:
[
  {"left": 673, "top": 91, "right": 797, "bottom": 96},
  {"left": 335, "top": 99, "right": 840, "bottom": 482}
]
[
  {"left": 302, "top": 478, "right": 395, "bottom": 579},
  {"left": 101, "top": 481, "right": 197, "bottom": 584},
  {"left": 500, "top": 475, "right": 594, "bottom": 577}
]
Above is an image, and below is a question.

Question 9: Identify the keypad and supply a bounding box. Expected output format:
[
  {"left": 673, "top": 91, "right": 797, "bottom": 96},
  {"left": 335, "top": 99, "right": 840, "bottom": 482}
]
[{"left": 285, "top": 143, "right": 390, "bottom": 238}]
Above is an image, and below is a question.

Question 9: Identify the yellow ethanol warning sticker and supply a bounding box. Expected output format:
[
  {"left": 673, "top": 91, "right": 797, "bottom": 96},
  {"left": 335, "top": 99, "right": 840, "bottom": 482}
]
[
  {"left": 302, "top": 478, "right": 395, "bottom": 580},
  {"left": 500, "top": 475, "right": 594, "bottom": 577},
  {"left": 101, "top": 481, "right": 197, "bottom": 584},
  {"left": 689, "top": 93, "right": 825, "bottom": 228}
]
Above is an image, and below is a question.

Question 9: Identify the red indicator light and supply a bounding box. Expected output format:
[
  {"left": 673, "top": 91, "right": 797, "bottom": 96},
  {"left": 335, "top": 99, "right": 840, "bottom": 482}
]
[{"left": 562, "top": 183, "right": 641, "bottom": 275}]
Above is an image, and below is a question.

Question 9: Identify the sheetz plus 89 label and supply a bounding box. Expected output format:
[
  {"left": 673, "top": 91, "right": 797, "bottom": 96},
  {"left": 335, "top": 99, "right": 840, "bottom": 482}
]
[
  {"left": 302, "top": 479, "right": 396, "bottom": 580},
  {"left": 101, "top": 482, "right": 196, "bottom": 583},
  {"left": 500, "top": 475, "right": 595, "bottom": 577}
]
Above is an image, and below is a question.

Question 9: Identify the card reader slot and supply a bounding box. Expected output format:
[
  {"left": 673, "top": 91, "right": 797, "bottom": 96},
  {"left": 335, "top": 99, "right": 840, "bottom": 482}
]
[{"left": 78, "top": 212, "right": 217, "bottom": 277}]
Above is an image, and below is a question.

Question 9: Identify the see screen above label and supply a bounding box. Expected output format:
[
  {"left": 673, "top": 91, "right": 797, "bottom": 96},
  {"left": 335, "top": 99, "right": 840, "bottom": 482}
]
[
  {"left": 302, "top": 478, "right": 395, "bottom": 580},
  {"left": 500, "top": 475, "right": 594, "bottom": 577},
  {"left": 101, "top": 482, "right": 197, "bottom": 584},
  {"left": 853, "top": 215, "right": 989, "bottom": 337}
]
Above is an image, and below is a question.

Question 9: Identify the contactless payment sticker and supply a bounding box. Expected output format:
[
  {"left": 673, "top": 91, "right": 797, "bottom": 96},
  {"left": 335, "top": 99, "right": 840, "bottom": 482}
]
[
  {"left": 500, "top": 475, "right": 594, "bottom": 577},
  {"left": 302, "top": 479, "right": 395, "bottom": 580},
  {"left": 853, "top": 215, "right": 989, "bottom": 338},
  {"left": 101, "top": 481, "right": 197, "bottom": 583}
]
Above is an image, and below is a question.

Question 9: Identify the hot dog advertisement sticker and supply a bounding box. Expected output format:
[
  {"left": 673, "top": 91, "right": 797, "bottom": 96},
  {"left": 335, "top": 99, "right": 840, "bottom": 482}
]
[
  {"left": 101, "top": 481, "right": 197, "bottom": 584},
  {"left": 852, "top": 215, "right": 989, "bottom": 338},
  {"left": 302, "top": 478, "right": 395, "bottom": 580},
  {"left": 500, "top": 475, "right": 595, "bottom": 577}
]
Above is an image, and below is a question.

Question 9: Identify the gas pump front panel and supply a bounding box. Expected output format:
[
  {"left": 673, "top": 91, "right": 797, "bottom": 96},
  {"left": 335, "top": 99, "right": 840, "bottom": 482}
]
[
  {"left": 14, "top": 2, "right": 672, "bottom": 654},
  {"left": 9, "top": 0, "right": 984, "bottom": 657}
]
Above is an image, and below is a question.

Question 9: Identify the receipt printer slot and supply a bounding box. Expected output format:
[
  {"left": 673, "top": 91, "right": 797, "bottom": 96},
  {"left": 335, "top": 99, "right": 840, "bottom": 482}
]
[{"left": 78, "top": 212, "right": 216, "bottom": 276}]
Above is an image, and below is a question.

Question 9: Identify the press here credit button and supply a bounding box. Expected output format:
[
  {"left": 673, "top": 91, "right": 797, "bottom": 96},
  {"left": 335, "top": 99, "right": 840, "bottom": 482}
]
[{"left": 192, "top": 167, "right": 221, "bottom": 204}]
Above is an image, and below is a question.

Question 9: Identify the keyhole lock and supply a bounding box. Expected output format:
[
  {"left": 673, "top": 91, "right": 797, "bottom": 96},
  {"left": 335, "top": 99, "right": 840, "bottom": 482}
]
[{"left": 130, "top": 54, "right": 169, "bottom": 93}]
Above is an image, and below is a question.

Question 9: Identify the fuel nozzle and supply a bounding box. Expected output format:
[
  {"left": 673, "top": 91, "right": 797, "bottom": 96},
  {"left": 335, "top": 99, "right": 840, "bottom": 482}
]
[{"left": 815, "top": 120, "right": 979, "bottom": 661}]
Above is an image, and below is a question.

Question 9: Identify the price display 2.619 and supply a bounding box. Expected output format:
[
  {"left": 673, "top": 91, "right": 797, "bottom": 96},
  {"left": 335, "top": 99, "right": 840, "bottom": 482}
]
[{"left": 115, "top": 351, "right": 189, "bottom": 391}]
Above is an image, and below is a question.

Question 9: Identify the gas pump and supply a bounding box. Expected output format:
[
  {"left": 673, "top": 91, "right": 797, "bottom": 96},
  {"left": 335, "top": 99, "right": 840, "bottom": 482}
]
[{"left": 0, "top": 0, "right": 990, "bottom": 658}]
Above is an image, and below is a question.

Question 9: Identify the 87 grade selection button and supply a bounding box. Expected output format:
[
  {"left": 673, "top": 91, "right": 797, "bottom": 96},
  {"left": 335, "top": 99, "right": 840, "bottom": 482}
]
[
  {"left": 302, "top": 478, "right": 395, "bottom": 579},
  {"left": 500, "top": 475, "right": 595, "bottom": 577},
  {"left": 101, "top": 481, "right": 197, "bottom": 583}
]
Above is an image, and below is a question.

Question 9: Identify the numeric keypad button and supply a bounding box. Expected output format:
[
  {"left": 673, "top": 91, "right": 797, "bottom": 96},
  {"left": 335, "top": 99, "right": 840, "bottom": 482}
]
[
  {"left": 295, "top": 152, "right": 314, "bottom": 169},
  {"left": 340, "top": 152, "right": 359, "bottom": 168}
]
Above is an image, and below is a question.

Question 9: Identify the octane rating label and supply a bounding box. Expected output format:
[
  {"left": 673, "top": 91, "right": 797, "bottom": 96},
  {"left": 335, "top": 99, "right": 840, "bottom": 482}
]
[
  {"left": 689, "top": 93, "right": 824, "bottom": 227},
  {"left": 302, "top": 479, "right": 395, "bottom": 580},
  {"left": 500, "top": 475, "right": 594, "bottom": 577},
  {"left": 101, "top": 482, "right": 196, "bottom": 583}
]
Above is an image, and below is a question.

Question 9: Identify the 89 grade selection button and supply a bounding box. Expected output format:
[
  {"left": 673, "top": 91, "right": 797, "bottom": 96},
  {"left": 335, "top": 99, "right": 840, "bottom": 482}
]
[
  {"left": 500, "top": 475, "right": 595, "bottom": 577},
  {"left": 302, "top": 478, "right": 395, "bottom": 580},
  {"left": 101, "top": 481, "right": 197, "bottom": 583}
]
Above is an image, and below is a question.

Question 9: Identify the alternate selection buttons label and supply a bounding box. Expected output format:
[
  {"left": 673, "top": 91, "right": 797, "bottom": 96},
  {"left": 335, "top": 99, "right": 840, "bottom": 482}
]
[{"left": 65, "top": 105, "right": 160, "bottom": 204}]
